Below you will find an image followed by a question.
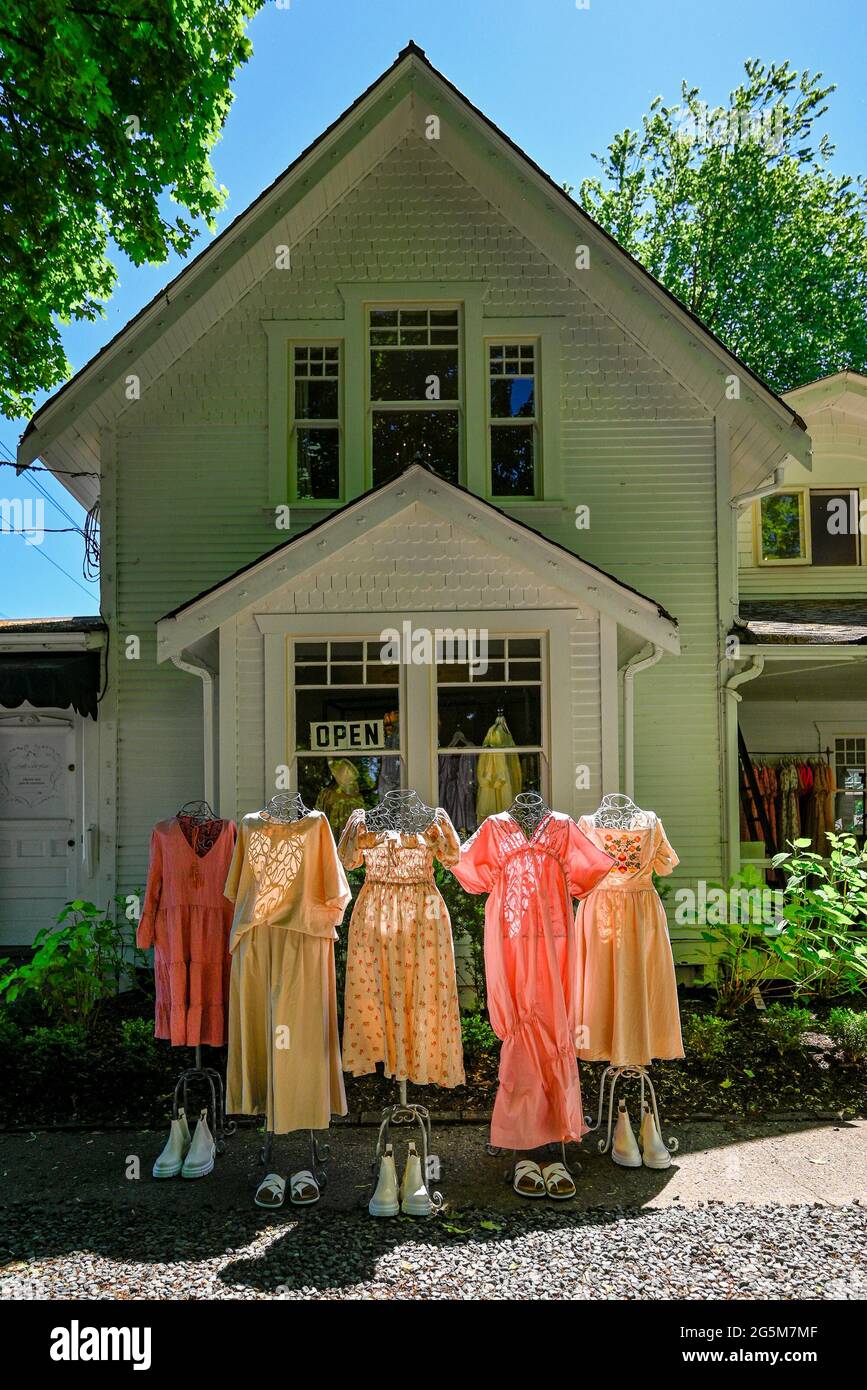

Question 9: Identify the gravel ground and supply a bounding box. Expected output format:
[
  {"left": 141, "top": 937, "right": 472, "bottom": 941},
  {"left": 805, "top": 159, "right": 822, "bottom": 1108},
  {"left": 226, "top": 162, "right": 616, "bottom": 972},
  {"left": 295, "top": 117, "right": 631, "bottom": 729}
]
[{"left": 2, "top": 1202, "right": 864, "bottom": 1300}]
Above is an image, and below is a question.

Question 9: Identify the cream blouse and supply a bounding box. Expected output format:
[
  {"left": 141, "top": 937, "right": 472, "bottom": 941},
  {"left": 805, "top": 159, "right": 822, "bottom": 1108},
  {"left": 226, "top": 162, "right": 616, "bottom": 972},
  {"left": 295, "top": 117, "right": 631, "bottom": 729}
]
[{"left": 224, "top": 810, "right": 351, "bottom": 951}]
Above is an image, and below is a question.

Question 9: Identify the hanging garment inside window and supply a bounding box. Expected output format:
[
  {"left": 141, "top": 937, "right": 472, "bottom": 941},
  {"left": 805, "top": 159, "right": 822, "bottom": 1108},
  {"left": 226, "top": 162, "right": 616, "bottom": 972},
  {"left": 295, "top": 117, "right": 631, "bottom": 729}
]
[{"left": 475, "top": 713, "right": 522, "bottom": 822}]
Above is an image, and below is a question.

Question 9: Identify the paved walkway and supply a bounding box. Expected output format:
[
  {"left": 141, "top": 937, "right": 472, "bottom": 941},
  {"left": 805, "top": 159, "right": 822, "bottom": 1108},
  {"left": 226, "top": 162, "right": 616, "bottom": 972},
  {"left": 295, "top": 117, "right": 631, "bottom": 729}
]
[{"left": 1, "top": 1120, "right": 864, "bottom": 1299}]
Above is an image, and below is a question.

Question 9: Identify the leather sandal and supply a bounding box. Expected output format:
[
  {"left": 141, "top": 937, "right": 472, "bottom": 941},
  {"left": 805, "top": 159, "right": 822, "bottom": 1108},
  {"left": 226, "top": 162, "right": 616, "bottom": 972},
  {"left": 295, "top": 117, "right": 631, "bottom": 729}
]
[
  {"left": 541, "top": 1160, "right": 576, "bottom": 1200},
  {"left": 289, "top": 1169, "right": 320, "bottom": 1206},
  {"left": 254, "top": 1172, "right": 286, "bottom": 1208},
  {"left": 513, "top": 1159, "right": 546, "bottom": 1198}
]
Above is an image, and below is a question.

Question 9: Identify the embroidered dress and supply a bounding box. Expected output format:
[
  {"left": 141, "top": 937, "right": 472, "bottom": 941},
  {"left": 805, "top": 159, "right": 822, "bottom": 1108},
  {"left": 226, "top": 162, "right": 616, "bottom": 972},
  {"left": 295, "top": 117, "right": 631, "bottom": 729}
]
[
  {"left": 575, "top": 816, "right": 684, "bottom": 1067},
  {"left": 137, "top": 817, "right": 237, "bottom": 1047},
  {"left": 338, "top": 808, "right": 465, "bottom": 1088},
  {"left": 224, "top": 810, "right": 350, "bottom": 1134},
  {"left": 452, "top": 811, "right": 613, "bottom": 1150}
]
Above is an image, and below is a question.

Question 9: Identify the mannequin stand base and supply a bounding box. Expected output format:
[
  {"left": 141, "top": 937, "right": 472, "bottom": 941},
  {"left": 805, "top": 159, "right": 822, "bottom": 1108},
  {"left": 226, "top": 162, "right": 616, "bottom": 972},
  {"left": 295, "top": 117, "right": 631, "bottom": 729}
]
[
  {"left": 173, "top": 1051, "right": 235, "bottom": 1157},
  {"left": 260, "top": 1129, "right": 331, "bottom": 1191},
  {"left": 585, "top": 1065, "right": 678, "bottom": 1157},
  {"left": 369, "top": 1088, "right": 443, "bottom": 1213},
  {"left": 486, "top": 1140, "right": 573, "bottom": 1185}
]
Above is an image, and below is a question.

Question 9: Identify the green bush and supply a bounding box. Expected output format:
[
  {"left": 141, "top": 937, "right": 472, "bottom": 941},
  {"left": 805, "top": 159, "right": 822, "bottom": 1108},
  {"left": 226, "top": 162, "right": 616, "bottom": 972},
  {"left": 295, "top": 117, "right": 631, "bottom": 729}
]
[
  {"left": 761, "top": 1003, "right": 814, "bottom": 1055},
  {"left": 826, "top": 1008, "right": 867, "bottom": 1064},
  {"left": 118, "top": 1017, "right": 161, "bottom": 1066},
  {"left": 25, "top": 1022, "right": 89, "bottom": 1065},
  {"left": 460, "top": 1010, "right": 498, "bottom": 1063},
  {"left": 773, "top": 834, "right": 867, "bottom": 999},
  {"left": 0, "top": 896, "right": 145, "bottom": 1032},
  {"left": 682, "top": 1012, "right": 733, "bottom": 1061}
]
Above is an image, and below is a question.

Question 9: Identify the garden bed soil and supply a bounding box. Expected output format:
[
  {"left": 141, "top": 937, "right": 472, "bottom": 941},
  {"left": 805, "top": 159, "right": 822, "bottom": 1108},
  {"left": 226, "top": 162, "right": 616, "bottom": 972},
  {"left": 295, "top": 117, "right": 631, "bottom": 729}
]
[{"left": 0, "top": 992, "right": 864, "bottom": 1131}]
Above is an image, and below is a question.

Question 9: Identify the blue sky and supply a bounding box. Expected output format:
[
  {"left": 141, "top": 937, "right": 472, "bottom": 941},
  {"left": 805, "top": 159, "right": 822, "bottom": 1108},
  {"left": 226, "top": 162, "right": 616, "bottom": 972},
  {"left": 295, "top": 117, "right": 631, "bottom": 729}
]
[{"left": 2, "top": 0, "right": 865, "bottom": 617}]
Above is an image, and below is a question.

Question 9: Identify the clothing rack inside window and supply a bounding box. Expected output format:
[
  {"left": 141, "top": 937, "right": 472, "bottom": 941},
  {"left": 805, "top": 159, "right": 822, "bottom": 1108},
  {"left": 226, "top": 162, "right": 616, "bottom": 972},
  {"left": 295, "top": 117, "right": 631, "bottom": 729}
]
[{"left": 747, "top": 748, "right": 832, "bottom": 763}]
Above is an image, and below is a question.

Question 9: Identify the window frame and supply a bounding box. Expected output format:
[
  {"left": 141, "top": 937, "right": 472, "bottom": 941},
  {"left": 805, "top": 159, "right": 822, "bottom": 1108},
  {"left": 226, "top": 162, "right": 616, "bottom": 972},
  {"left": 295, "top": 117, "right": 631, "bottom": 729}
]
[
  {"left": 288, "top": 339, "right": 344, "bottom": 504},
  {"left": 485, "top": 336, "right": 541, "bottom": 499},
  {"left": 754, "top": 486, "right": 864, "bottom": 568},
  {"left": 832, "top": 733, "right": 866, "bottom": 842},
  {"left": 365, "top": 302, "right": 465, "bottom": 489}
]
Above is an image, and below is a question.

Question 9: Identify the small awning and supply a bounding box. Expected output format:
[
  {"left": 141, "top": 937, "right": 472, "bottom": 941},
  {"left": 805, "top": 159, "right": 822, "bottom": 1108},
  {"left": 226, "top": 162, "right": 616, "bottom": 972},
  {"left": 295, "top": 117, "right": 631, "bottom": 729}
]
[{"left": 0, "top": 651, "right": 102, "bottom": 719}]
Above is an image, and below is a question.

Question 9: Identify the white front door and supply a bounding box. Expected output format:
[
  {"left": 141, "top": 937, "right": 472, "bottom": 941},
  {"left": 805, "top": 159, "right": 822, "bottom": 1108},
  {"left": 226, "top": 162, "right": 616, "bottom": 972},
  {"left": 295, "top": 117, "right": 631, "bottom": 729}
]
[{"left": 0, "top": 713, "right": 77, "bottom": 945}]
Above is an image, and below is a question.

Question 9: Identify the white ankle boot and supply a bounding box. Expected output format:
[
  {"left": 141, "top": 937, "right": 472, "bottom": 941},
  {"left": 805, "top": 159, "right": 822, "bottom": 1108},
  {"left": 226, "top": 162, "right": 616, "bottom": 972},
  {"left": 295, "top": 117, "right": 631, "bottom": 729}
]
[
  {"left": 181, "top": 1108, "right": 216, "bottom": 1179},
  {"left": 369, "top": 1143, "right": 399, "bottom": 1217},
  {"left": 153, "top": 1107, "right": 191, "bottom": 1179},
  {"left": 612, "top": 1101, "right": 642, "bottom": 1168},
  {"left": 639, "top": 1102, "right": 672, "bottom": 1169},
  {"left": 400, "top": 1142, "right": 432, "bottom": 1217}
]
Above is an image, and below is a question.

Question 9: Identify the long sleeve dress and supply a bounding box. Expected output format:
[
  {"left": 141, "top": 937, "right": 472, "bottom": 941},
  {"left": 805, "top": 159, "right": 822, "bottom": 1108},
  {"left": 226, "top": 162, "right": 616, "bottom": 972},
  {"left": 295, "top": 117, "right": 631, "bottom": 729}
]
[
  {"left": 574, "top": 816, "right": 684, "bottom": 1067},
  {"left": 224, "top": 810, "right": 351, "bottom": 1134},
  {"left": 137, "top": 817, "right": 237, "bottom": 1047},
  {"left": 338, "top": 807, "right": 465, "bottom": 1089},
  {"left": 451, "top": 811, "right": 613, "bottom": 1150}
]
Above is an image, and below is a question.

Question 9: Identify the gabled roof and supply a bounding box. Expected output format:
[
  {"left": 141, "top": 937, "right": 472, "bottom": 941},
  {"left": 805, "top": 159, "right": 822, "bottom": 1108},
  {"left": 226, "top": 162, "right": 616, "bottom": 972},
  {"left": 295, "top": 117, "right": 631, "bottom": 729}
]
[
  {"left": 20, "top": 40, "right": 807, "bottom": 507},
  {"left": 156, "top": 465, "right": 681, "bottom": 658},
  {"left": 784, "top": 370, "right": 867, "bottom": 419}
]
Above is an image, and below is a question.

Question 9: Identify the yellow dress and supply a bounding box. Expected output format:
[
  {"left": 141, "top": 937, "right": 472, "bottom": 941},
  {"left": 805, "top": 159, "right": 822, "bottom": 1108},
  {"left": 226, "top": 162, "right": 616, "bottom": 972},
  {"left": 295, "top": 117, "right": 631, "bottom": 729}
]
[
  {"left": 224, "top": 810, "right": 351, "bottom": 1134},
  {"left": 338, "top": 808, "right": 465, "bottom": 1088},
  {"left": 476, "top": 720, "right": 522, "bottom": 822}
]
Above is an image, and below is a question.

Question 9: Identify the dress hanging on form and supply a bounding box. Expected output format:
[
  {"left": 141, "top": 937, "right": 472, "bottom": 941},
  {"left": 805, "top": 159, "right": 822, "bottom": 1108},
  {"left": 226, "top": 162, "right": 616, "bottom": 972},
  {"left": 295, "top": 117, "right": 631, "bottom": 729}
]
[
  {"left": 475, "top": 716, "right": 522, "bottom": 822},
  {"left": 451, "top": 811, "right": 613, "bottom": 1150},
  {"left": 224, "top": 810, "right": 350, "bottom": 1134},
  {"left": 338, "top": 807, "right": 465, "bottom": 1089},
  {"left": 137, "top": 816, "right": 237, "bottom": 1047},
  {"left": 574, "top": 816, "right": 684, "bottom": 1067}
]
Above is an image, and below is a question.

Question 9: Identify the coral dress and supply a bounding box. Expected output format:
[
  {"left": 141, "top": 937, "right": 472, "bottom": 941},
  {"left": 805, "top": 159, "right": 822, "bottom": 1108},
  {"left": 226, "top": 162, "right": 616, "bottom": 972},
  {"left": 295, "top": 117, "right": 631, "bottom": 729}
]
[
  {"left": 137, "top": 817, "right": 237, "bottom": 1047},
  {"left": 338, "top": 808, "right": 465, "bottom": 1089},
  {"left": 452, "top": 811, "right": 613, "bottom": 1150},
  {"left": 224, "top": 811, "right": 351, "bottom": 1134},
  {"left": 574, "top": 816, "right": 684, "bottom": 1067}
]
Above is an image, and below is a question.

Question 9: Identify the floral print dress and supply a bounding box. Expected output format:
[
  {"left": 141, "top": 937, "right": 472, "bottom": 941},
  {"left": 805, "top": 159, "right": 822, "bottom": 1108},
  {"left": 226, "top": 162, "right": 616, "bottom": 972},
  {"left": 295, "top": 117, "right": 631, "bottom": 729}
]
[{"left": 338, "top": 808, "right": 465, "bottom": 1088}]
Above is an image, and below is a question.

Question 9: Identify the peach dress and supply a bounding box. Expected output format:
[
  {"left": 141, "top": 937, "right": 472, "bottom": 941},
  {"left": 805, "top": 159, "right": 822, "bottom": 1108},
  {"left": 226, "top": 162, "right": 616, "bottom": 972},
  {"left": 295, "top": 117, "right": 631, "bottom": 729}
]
[
  {"left": 137, "top": 817, "right": 237, "bottom": 1047},
  {"left": 574, "top": 816, "right": 684, "bottom": 1067},
  {"left": 224, "top": 810, "right": 351, "bottom": 1134},
  {"left": 452, "top": 811, "right": 614, "bottom": 1150},
  {"left": 338, "top": 808, "right": 465, "bottom": 1088}
]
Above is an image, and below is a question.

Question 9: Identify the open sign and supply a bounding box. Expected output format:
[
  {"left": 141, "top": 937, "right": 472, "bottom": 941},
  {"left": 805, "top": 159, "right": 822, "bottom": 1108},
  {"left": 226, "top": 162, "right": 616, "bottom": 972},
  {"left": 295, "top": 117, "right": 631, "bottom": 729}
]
[{"left": 310, "top": 719, "right": 386, "bottom": 751}]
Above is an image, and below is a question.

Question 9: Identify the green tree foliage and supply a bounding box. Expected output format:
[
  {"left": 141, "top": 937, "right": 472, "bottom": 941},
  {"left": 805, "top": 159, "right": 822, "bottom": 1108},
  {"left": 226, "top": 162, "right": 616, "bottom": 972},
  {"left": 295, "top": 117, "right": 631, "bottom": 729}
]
[
  {"left": 579, "top": 61, "right": 867, "bottom": 393},
  {"left": 0, "top": 0, "right": 260, "bottom": 418}
]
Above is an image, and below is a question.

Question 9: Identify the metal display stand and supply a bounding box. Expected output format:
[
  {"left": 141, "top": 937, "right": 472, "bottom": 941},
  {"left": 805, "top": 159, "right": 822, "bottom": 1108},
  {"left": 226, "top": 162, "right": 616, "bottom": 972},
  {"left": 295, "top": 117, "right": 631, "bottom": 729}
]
[
  {"left": 585, "top": 1064, "right": 678, "bottom": 1156},
  {"left": 171, "top": 1045, "right": 235, "bottom": 1156},
  {"left": 368, "top": 1080, "right": 442, "bottom": 1211},
  {"left": 260, "top": 1127, "right": 332, "bottom": 1191}
]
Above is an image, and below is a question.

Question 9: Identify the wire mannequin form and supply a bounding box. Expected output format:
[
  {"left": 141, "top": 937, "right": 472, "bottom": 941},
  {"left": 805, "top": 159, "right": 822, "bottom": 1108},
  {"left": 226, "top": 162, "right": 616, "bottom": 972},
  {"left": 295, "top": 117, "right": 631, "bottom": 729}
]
[
  {"left": 169, "top": 800, "right": 236, "bottom": 1157},
  {"left": 583, "top": 793, "right": 678, "bottom": 1161},
  {"left": 363, "top": 787, "right": 444, "bottom": 1213},
  {"left": 257, "top": 791, "right": 331, "bottom": 1190}
]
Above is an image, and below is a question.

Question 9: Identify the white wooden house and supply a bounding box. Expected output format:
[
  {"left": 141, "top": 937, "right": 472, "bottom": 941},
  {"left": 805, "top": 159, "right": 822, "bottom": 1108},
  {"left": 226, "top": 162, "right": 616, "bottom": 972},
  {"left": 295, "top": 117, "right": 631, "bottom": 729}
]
[{"left": 11, "top": 43, "right": 825, "bottom": 967}]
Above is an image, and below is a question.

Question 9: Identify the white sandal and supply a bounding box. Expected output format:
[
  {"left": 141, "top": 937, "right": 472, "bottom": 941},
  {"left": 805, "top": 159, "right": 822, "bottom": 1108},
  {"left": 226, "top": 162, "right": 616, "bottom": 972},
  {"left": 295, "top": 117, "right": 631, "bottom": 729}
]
[
  {"left": 289, "top": 1169, "right": 320, "bottom": 1206},
  {"left": 541, "top": 1160, "right": 576, "bottom": 1200},
  {"left": 254, "top": 1172, "right": 286, "bottom": 1209},
  {"left": 513, "top": 1159, "right": 546, "bottom": 1198}
]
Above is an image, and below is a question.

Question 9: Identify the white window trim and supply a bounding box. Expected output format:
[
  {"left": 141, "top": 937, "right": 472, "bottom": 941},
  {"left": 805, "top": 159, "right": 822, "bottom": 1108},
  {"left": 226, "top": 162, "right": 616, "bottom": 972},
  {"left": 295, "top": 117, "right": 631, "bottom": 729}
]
[
  {"left": 256, "top": 609, "right": 576, "bottom": 811},
  {"left": 482, "top": 318, "right": 562, "bottom": 503},
  {"left": 264, "top": 319, "right": 345, "bottom": 505},
  {"left": 754, "top": 485, "right": 865, "bottom": 568}
]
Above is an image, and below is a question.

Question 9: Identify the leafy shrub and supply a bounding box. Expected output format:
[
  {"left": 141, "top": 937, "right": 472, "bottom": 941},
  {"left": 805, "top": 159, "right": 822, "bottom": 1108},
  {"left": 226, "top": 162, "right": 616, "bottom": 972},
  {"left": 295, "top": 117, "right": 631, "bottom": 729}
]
[
  {"left": 773, "top": 834, "right": 867, "bottom": 999},
  {"left": 25, "top": 1022, "right": 89, "bottom": 1065},
  {"left": 0, "top": 896, "right": 144, "bottom": 1032},
  {"left": 460, "top": 1010, "right": 498, "bottom": 1063},
  {"left": 826, "top": 1008, "right": 867, "bottom": 1064},
  {"left": 761, "top": 1003, "right": 813, "bottom": 1055},
  {"left": 118, "top": 1017, "right": 160, "bottom": 1066},
  {"left": 682, "top": 1012, "right": 733, "bottom": 1061}
]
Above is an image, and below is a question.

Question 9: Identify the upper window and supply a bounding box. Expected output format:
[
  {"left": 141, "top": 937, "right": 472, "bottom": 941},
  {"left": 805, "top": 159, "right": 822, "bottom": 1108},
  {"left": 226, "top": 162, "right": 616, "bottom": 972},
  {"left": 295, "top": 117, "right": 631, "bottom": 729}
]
[
  {"left": 758, "top": 489, "right": 862, "bottom": 566},
  {"left": 834, "top": 736, "right": 865, "bottom": 839},
  {"left": 291, "top": 343, "right": 341, "bottom": 501},
  {"left": 368, "top": 306, "right": 461, "bottom": 486},
  {"left": 488, "top": 341, "right": 539, "bottom": 497}
]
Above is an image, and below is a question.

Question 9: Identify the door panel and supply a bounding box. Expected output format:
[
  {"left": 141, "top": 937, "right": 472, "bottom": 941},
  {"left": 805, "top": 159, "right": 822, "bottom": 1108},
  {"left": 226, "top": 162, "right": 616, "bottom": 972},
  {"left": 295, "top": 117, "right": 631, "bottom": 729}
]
[{"left": 0, "top": 721, "right": 76, "bottom": 944}]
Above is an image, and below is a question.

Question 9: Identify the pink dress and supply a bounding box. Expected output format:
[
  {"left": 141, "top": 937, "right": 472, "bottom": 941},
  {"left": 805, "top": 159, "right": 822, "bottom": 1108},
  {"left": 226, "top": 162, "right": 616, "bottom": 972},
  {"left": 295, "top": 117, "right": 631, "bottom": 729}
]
[
  {"left": 338, "top": 808, "right": 465, "bottom": 1089},
  {"left": 574, "top": 816, "right": 684, "bottom": 1066},
  {"left": 137, "top": 817, "right": 237, "bottom": 1047},
  {"left": 452, "top": 811, "right": 613, "bottom": 1150}
]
